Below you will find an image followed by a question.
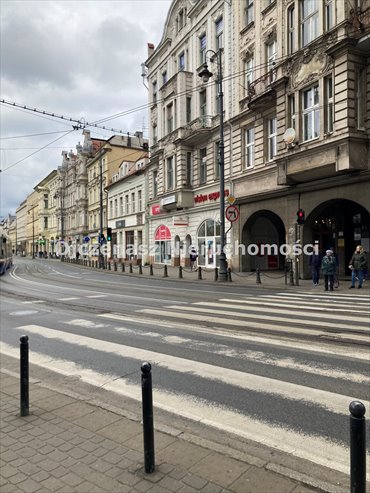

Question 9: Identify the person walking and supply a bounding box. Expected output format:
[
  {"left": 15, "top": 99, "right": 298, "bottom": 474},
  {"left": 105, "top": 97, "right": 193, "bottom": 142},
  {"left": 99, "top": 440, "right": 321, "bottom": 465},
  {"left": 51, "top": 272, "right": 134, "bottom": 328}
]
[
  {"left": 189, "top": 247, "right": 198, "bottom": 271},
  {"left": 321, "top": 250, "right": 336, "bottom": 291},
  {"left": 309, "top": 252, "right": 321, "bottom": 286},
  {"left": 348, "top": 245, "right": 368, "bottom": 289}
]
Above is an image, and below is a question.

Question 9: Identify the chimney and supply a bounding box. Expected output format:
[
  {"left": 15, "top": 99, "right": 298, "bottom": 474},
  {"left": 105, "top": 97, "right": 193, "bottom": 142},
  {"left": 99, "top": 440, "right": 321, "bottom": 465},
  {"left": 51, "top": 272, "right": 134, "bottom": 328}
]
[{"left": 147, "top": 43, "right": 155, "bottom": 57}]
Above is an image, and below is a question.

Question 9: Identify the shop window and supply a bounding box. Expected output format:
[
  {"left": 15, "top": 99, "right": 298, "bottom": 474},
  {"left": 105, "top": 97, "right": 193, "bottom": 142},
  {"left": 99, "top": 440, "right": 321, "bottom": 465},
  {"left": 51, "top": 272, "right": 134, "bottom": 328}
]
[
  {"left": 154, "top": 225, "right": 171, "bottom": 264},
  {"left": 197, "top": 219, "right": 221, "bottom": 268}
]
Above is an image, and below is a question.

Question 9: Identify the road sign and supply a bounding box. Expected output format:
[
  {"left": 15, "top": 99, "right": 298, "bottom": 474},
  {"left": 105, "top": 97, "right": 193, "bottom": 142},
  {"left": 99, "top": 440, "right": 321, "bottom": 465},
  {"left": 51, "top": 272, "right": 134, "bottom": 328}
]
[
  {"left": 225, "top": 205, "right": 239, "bottom": 223},
  {"left": 227, "top": 195, "right": 236, "bottom": 205}
]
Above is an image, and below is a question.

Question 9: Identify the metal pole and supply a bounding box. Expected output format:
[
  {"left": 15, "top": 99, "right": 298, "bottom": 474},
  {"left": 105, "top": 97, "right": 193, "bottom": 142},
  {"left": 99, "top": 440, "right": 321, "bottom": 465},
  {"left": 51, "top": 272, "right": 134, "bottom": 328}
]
[
  {"left": 349, "top": 401, "right": 366, "bottom": 493},
  {"left": 141, "top": 362, "right": 155, "bottom": 473},
  {"left": 32, "top": 209, "right": 35, "bottom": 259},
  {"left": 217, "top": 49, "right": 227, "bottom": 282},
  {"left": 20, "top": 335, "right": 29, "bottom": 416}
]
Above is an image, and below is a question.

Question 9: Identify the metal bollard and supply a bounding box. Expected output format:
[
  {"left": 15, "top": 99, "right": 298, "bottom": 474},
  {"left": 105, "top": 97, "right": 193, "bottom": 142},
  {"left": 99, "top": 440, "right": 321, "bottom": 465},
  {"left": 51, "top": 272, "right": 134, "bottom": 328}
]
[
  {"left": 149, "top": 264, "right": 153, "bottom": 276},
  {"left": 129, "top": 263, "right": 133, "bottom": 274},
  {"left": 163, "top": 265, "right": 168, "bottom": 278},
  {"left": 178, "top": 265, "right": 183, "bottom": 279},
  {"left": 289, "top": 264, "right": 294, "bottom": 286},
  {"left": 139, "top": 264, "right": 143, "bottom": 275},
  {"left": 214, "top": 267, "right": 218, "bottom": 281},
  {"left": 198, "top": 266, "right": 202, "bottom": 280},
  {"left": 256, "top": 268, "right": 261, "bottom": 284},
  {"left": 122, "top": 262, "right": 125, "bottom": 273},
  {"left": 349, "top": 401, "right": 366, "bottom": 493},
  {"left": 141, "top": 362, "right": 155, "bottom": 473},
  {"left": 20, "top": 336, "right": 29, "bottom": 417},
  {"left": 228, "top": 268, "right": 232, "bottom": 282}
]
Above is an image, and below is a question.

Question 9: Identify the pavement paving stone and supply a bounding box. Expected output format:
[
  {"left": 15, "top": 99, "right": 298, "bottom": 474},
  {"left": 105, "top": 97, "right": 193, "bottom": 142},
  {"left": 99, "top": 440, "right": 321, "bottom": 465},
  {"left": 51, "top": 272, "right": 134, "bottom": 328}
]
[
  {"left": 157, "top": 440, "right": 212, "bottom": 469},
  {"left": 190, "top": 452, "right": 249, "bottom": 489},
  {"left": 8, "top": 472, "right": 28, "bottom": 485},
  {"left": 98, "top": 418, "right": 142, "bottom": 443},
  {"left": 199, "top": 483, "right": 224, "bottom": 493},
  {"left": 230, "top": 465, "right": 298, "bottom": 493},
  {"left": 16, "top": 478, "right": 41, "bottom": 493},
  {"left": 51, "top": 402, "right": 95, "bottom": 421},
  {"left": 39, "top": 476, "right": 66, "bottom": 491},
  {"left": 156, "top": 474, "right": 186, "bottom": 492},
  {"left": 182, "top": 472, "right": 209, "bottom": 490},
  {"left": 72, "top": 409, "right": 122, "bottom": 433},
  {"left": 49, "top": 466, "right": 70, "bottom": 479}
]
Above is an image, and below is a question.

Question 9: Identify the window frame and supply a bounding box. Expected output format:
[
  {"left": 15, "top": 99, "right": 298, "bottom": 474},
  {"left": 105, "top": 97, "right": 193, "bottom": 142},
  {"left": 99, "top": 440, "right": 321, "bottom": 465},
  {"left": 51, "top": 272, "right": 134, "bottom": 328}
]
[
  {"left": 199, "top": 33, "right": 207, "bottom": 65},
  {"left": 301, "top": 0, "right": 319, "bottom": 47},
  {"left": 302, "top": 84, "right": 320, "bottom": 141},
  {"left": 245, "top": 0, "right": 254, "bottom": 26},
  {"left": 179, "top": 52, "right": 185, "bottom": 71},
  {"left": 199, "top": 148, "right": 207, "bottom": 184},
  {"left": 245, "top": 127, "right": 255, "bottom": 169},
  {"left": 324, "top": 76, "right": 334, "bottom": 134},
  {"left": 215, "top": 17, "right": 223, "bottom": 51},
  {"left": 267, "top": 117, "right": 277, "bottom": 161},
  {"left": 266, "top": 39, "right": 277, "bottom": 83},
  {"left": 166, "top": 157, "right": 174, "bottom": 190}
]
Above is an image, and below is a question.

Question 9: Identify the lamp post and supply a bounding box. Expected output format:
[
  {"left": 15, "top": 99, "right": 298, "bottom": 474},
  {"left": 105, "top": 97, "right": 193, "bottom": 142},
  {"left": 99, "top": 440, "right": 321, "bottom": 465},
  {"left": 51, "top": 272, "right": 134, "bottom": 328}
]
[
  {"left": 198, "top": 49, "right": 228, "bottom": 281},
  {"left": 28, "top": 206, "right": 36, "bottom": 259}
]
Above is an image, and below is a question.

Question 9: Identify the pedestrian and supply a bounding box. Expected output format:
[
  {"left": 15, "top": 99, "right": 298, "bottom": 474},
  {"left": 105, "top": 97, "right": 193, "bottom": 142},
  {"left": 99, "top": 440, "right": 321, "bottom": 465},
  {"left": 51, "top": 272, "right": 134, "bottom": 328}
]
[
  {"left": 189, "top": 247, "right": 198, "bottom": 271},
  {"left": 321, "top": 249, "right": 336, "bottom": 291},
  {"left": 309, "top": 252, "right": 321, "bottom": 286},
  {"left": 348, "top": 245, "right": 368, "bottom": 289}
]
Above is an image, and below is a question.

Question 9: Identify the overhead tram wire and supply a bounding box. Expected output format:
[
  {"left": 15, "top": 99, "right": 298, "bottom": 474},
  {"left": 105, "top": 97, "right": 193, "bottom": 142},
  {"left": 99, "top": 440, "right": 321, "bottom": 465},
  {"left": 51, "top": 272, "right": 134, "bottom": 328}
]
[{"left": 0, "top": 130, "right": 75, "bottom": 140}]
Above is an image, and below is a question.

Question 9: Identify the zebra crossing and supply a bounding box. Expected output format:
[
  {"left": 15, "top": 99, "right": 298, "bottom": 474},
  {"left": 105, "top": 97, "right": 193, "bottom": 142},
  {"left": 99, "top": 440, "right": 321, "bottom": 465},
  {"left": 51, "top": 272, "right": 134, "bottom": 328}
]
[{"left": 1, "top": 290, "right": 369, "bottom": 479}]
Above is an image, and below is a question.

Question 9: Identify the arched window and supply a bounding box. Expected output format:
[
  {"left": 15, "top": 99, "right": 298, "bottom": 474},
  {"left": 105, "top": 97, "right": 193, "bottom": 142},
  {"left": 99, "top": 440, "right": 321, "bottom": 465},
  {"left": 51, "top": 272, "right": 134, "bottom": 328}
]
[{"left": 197, "top": 219, "right": 220, "bottom": 268}]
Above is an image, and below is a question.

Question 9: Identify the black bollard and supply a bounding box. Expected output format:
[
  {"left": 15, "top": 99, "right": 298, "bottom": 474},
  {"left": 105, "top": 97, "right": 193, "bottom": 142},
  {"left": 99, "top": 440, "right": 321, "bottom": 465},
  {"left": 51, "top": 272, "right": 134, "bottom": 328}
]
[
  {"left": 139, "top": 264, "right": 143, "bottom": 274},
  {"left": 149, "top": 264, "right": 153, "bottom": 276},
  {"left": 178, "top": 265, "right": 183, "bottom": 279},
  {"left": 129, "top": 263, "right": 133, "bottom": 274},
  {"left": 228, "top": 268, "right": 232, "bottom": 282},
  {"left": 141, "top": 362, "right": 155, "bottom": 473},
  {"left": 163, "top": 265, "right": 168, "bottom": 278},
  {"left": 198, "top": 266, "right": 202, "bottom": 280},
  {"left": 122, "top": 262, "right": 125, "bottom": 273},
  {"left": 214, "top": 267, "right": 218, "bottom": 281},
  {"left": 349, "top": 401, "right": 366, "bottom": 493},
  {"left": 20, "top": 335, "right": 29, "bottom": 417},
  {"left": 289, "top": 264, "right": 294, "bottom": 286},
  {"left": 256, "top": 268, "right": 261, "bottom": 284}
]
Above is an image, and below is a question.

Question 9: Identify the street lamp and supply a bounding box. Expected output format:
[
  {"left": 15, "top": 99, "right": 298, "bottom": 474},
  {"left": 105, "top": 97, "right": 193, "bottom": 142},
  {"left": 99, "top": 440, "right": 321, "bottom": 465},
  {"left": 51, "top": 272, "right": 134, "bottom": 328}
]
[{"left": 198, "top": 49, "right": 228, "bottom": 281}]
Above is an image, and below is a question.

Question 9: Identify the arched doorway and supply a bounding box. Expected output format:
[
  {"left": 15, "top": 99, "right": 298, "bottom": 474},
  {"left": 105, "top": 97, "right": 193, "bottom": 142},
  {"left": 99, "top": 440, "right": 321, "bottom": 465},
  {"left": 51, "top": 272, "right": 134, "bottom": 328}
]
[
  {"left": 302, "top": 200, "right": 370, "bottom": 278},
  {"left": 154, "top": 225, "right": 171, "bottom": 264},
  {"left": 241, "top": 211, "right": 286, "bottom": 271}
]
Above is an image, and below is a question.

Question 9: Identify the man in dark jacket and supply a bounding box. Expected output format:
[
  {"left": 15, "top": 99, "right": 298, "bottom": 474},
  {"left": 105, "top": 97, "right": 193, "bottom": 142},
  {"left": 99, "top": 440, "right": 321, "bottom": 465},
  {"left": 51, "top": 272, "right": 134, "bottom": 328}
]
[
  {"left": 349, "top": 245, "right": 368, "bottom": 289},
  {"left": 321, "top": 250, "right": 336, "bottom": 291},
  {"left": 309, "top": 252, "right": 321, "bottom": 286}
]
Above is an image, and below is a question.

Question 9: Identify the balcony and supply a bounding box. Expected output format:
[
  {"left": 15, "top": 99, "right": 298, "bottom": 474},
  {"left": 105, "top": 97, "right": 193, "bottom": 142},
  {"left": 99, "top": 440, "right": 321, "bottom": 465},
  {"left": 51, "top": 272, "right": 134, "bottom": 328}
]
[
  {"left": 160, "top": 190, "right": 194, "bottom": 211},
  {"left": 181, "top": 115, "right": 214, "bottom": 145}
]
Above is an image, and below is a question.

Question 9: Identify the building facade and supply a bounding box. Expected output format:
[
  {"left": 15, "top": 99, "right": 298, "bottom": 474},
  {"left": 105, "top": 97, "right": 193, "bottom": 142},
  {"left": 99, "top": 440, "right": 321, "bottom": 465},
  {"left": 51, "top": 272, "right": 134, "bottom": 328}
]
[
  {"left": 145, "top": 0, "right": 370, "bottom": 276},
  {"left": 16, "top": 201, "right": 28, "bottom": 255}
]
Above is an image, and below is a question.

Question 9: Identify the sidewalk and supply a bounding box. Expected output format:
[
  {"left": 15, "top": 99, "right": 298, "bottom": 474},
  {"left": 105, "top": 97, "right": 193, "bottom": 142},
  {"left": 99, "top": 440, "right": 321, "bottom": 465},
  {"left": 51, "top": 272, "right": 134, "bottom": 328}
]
[
  {"left": 52, "top": 258, "right": 370, "bottom": 293},
  {"left": 1, "top": 369, "right": 336, "bottom": 493}
]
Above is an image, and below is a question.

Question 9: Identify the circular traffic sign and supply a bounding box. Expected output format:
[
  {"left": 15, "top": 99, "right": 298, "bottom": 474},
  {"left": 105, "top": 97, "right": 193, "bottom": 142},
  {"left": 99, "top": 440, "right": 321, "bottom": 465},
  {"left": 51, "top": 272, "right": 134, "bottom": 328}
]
[{"left": 225, "top": 205, "right": 239, "bottom": 223}]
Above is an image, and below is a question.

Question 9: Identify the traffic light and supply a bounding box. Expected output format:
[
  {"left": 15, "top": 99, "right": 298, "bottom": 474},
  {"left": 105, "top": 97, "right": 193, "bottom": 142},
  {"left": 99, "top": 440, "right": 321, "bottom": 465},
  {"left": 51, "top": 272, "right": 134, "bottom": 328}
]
[
  {"left": 107, "top": 227, "right": 112, "bottom": 241},
  {"left": 297, "top": 209, "right": 305, "bottom": 225}
]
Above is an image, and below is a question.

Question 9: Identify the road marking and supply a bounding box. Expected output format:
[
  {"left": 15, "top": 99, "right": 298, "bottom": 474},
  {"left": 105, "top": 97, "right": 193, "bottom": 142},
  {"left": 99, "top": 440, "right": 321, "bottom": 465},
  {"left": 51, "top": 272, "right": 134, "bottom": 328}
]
[
  {"left": 21, "top": 300, "right": 44, "bottom": 304},
  {"left": 65, "top": 319, "right": 107, "bottom": 328},
  {"left": 5, "top": 325, "right": 370, "bottom": 415},
  {"left": 163, "top": 305, "right": 369, "bottom": 332},
  {"left": 137, "top": 309, "right": 370, "bottom": 344},
  {"left": 58, "top": 297, "right": 80, "bottom": 301},
  {"left": 1, "top": 340, "right": 369, "bottom": 479},
  {"left": 85, "top": 294, "right": 108, "bottom": 298}
]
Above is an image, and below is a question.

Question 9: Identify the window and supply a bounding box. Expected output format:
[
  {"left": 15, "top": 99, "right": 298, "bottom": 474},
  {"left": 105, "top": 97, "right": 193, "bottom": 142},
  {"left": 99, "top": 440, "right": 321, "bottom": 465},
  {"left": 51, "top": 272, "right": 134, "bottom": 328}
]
[
  {"left": 199, "top": 148, "right": 207, "bottom": 184},
  {"left": 200, "top": 33, "right": 206, "bottom": 64},
  {"left": 301, "top": 0, "right": 318, "bottom": 47},
  {"left": 44, "top": 194, "right": 48, "bottom": 209},
  {"left": 325, "top": 0, "right": 334, "bottom": 31},
  {"left": 162, "top": 70, "right": 167, "bottom": 85},
  {"left": 152, "top": 124, "right": 157, "bottom": 145},
  {"left": 178, "top": 9, "right": 185, "bottom": 30},
  {"left": 288, "top": 5, "right": 295, "bottom": 54},
  {"left": 268, "top": 117, "right": 277, "bottom": 161},
  {"left": 215, "top": 142, "right": 220, "bottom": 179},
  {"left": 245, "top": 0, "right": 254, "bottom": 25},
  {"left": 245, "top": 57, "right": 254, "bottom": 88},
  {"left": 267, "top": 40, "right": 277, "bottom": 83},
  {"left": 302, "top": 85, "right": 320, "bottom": 141},
  {"left": 325, "top": 76, "right": 333, "bottom": 133},
  {"left": 288, "top": 94, "right": 296, "bottom": 130},
  {"left": 152, "top": 81, "right": 157, "bottom": 103},
  {"left": 44, "top": 217, "right": 48, "bottom": 229},
  {"left": 114, "top": 199, "right": 118, "bottom": 217},
  {"left": 131, "top": 192, "right": 136, "bottom": 213},
  {"left": 125, "top": 195, "right": 130, "bottom": 214},
  {"left": 120, "top": 196, "right": 124, "bottom": 215},
  {"left": 356, "top": 67, "right": 366, "bottom": 129},
  {"left": 186, "top": 97, "right": 192, "bottom": 123},
  {"left": 200, "top": 90, "right": 207, "bottom": 118},
  {"left": 197, "top": 219, "right": 221, "bottom": 268},
  {"left": 153, "top": 170, "right": 158, "bottom": 197},
  {"left": 245, "top": 127, "right": 255, "bottom": 168},
  {"left": 167, "top": 157, "right": 174, "bottom": 189},
  {"left": 179, "top": 52, "right": 185, "bottom": 71},
  {"left": 138, "top": 190, "right": 142, "bottom": 211},
  {"left": 109, "top": 200, "right": 113, "bottom": 218},
  {"left": 215, "top": 18, "right": 223, "bottom": 51},
  {"left": 167, "top": 103, "right": 174, "bottom": 133},
  {"left": 186, "top": 152, "right": 193, "bottom": 186}
]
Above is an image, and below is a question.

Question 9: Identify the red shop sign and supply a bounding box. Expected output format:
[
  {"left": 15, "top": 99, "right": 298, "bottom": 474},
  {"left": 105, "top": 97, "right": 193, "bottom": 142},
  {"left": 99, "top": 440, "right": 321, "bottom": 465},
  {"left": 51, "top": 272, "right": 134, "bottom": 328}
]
[{"left": 155, "top": 225, "right": 171, "bottom": 241}]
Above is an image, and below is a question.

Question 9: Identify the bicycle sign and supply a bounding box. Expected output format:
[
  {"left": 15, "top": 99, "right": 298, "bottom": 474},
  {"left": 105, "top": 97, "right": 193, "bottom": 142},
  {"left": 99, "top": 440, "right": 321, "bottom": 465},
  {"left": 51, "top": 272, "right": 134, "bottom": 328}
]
[{"left": 225, "top": 205, "right": 239, "bottom": 223}]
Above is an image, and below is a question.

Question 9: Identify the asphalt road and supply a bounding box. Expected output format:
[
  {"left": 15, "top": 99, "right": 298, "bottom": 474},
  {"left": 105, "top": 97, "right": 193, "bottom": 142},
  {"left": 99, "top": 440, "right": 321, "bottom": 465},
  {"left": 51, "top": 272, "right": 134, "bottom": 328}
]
[{"left": 1, "top": 257, "right": 369, "bottom": 484}]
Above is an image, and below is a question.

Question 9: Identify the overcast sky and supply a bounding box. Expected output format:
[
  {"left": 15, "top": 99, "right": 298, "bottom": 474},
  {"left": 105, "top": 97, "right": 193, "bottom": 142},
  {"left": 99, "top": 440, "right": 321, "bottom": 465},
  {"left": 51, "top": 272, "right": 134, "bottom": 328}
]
[{"left": 0, "top": 0, "right": 172, "bottom": 218}]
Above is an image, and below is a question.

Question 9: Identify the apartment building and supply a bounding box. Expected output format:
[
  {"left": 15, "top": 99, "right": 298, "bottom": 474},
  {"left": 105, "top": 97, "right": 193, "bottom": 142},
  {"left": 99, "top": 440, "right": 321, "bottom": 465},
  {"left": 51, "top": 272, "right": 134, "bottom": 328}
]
[
  {"left": 26, "top": 191, "right": 40, "bottom": 257},
  {"left": 86, "top": 133, "right": 148, "bottom": 253},
  {"left": 146, "top": 0, "right": 370, "bottom": 276},
  {"left": 106, "top": 156, "right": 148, "bottom": 263},
  {"left": 15, "top": 201, "right": 27, "bottom": 255},
  {"left": 33, "top": 170, "right": 58, "bottom": 255}
]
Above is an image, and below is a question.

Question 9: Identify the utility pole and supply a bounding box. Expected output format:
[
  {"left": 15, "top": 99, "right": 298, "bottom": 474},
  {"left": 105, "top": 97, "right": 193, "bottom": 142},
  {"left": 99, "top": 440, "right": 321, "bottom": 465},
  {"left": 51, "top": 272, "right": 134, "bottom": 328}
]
[{"left": 99, "top": 154, "right": 104, "bottom": 268}]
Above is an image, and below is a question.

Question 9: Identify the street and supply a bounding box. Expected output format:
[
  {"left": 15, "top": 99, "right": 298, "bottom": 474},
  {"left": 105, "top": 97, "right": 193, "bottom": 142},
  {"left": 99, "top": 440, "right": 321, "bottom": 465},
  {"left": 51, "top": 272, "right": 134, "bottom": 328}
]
[{"left": 1, "top": 257, "right": 369, "bottom": 490}]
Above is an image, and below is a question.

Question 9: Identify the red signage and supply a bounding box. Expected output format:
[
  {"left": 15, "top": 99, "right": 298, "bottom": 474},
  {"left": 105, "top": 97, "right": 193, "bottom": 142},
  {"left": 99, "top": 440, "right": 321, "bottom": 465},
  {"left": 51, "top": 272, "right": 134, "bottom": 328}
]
[
  {"left": 194, "top": 189, "right": 229, "bottom": 204},
  {"left": 151, "top": 204, "right": 161, "bottom": 215},
  {"left": 155, "top": 225, "right": 171, "bottom": 241}
]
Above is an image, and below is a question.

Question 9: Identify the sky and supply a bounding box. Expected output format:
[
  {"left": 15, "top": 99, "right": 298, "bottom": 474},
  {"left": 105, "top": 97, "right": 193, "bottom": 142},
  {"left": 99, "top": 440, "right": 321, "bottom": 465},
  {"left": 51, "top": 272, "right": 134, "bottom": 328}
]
[{"left": 0, "top": 0, "right": 172, "bottom": 218}]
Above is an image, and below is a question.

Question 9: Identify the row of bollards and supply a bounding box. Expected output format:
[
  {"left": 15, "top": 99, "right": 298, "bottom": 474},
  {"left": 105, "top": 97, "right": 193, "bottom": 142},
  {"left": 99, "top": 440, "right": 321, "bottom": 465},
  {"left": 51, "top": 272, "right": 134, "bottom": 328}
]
[{"left": 18, "top": 336, "right": 367, "bottom": 485}]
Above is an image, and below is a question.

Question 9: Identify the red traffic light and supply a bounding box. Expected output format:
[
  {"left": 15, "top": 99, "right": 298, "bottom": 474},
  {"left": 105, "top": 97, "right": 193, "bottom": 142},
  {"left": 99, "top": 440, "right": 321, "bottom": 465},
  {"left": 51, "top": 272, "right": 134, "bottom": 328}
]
[{"left": 297, "top": 209, "right": 305, "bottom": 225}]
